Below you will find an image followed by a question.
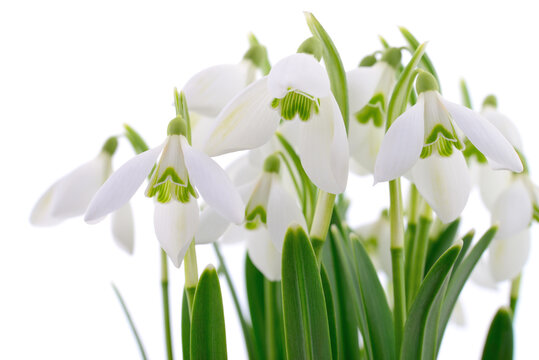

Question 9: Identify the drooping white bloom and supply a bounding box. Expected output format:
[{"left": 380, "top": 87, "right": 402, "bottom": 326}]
[
  {"left": 84, "top": 118, "right": 244, "bottom": 267},
  {"left": 196, "top": 154, "right": 307, "bottom": 280},
  {"left": 374, "top": 71, "right": 522, "bottom": 223},
  {"left": 347, "top": 49, "right": 400, "bottom": 175},
  {"left": 183, "top": 61, "right": 257, "bottom": 119},
  {"left": 202, "top": 53, "right": 349, "bottom": 195},
  {"left": 30, "top": 138, "right": 135, "bottom": 253}
]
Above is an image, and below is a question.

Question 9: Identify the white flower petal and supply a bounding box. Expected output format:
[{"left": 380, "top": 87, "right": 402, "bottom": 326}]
[
  {"left": 247, "top": 227, "right": 282, "bottom": 281},
  {"left": 182, "top": 137, "right": 244, "bottom": 224},
  {"left": 491, "top": 179, "right": 533, "bottom": 238},
  {"left": 221, "top": 223, "right": 248, "bottom": 244},
  {"left": 482, "top": 107, "right": 523, "bottom": 150},
  {"left": 183, "top": 63, "right": 251, "bottom": 118},
  {"left": 31, "top": 154, "right": 111, "bottom": 226},
  {"left": 471, "top": 258, "right": 498, "bottom": 290},
  {"left": 442, "top": 99, "right": 522, "bottom": 172},
  {"left": 268, "top": 53, "right": 330, "bottom": 98},
  {"left": 298, "top": 95, "right": 349, "bottom": 194},
  {"left": 195, "top": 206, "right": 230, "bottom": 245},
  {"left": 111, "top": 203, "right": 135, "bottom": 254},
  {"left": 267, "top": 179, "right": 307, "bottom": 251},
  {"left": 489, "top": 230, "right": 530, "bottom": 282},
  {"left": 84, "top": 145, "right": 164, "bottom": 223},
  {"left": 477, "top": 164, "right": 512, "bottom": 211},
  {"left": 154, "top": 199, "right": 199, "bottom": 268},
  {"left": 411, "top": 152, "right": 471, "bottom": 223},
  {"left": 347, "top": 66, "right": 383, "bottom": 113},
  {"left": 349, "top": 119, "right": 384, "bottom": 174},
  {"left": 225, "top": 154, "right": 261, "bottom": 187},
  {"left": 373, "top": 97, "right": 425, "bottom": 183},
  {"left": 204, "top": 77, "right": 280, "bottom": 156}
]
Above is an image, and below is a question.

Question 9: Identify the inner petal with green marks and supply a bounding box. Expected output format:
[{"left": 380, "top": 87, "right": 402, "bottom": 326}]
[
  {"left": 354, "top": 93, "right": 386, "bottom": 127},
  {"left": 245, "top": 173, "right": 273, "bottom": 230},
  {"left": 145, "top": 135, "right": 197, "bottom": 203},
  {"left": 420, "top": 92, "right": 463, "bottom": 158},
  {"left": 271, "top": 89, "right": 320, "bottom": 121}
]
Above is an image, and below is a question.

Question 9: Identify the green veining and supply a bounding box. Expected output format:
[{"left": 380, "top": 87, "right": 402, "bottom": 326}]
[{"left": 272, "top": 90, "right": 320, "bottom": 121}]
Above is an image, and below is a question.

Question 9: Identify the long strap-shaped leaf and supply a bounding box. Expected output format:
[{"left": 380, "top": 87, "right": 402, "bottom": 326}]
[
  {"left": 436, "top": 227, "right": 497, "bottom": 352},
  {"left": 190, "top": 265, "right": 227, "bottom": 360},
  {"left": 304, "top": 12, "right": 349, "bottom": 133},
  {"left": 281, "top": 226, "right": 332, "bottom": 360},
  {"left": 481, "top": 307, "right": 514, "bottom": 360},
  {"left": 401, "top": 243, "right": 461, "bottom": 360},
  {"left": 351, "top": 236, "right": 396, "bottom": 360}
]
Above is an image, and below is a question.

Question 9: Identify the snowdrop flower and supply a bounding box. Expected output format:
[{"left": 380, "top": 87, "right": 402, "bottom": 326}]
[
  {"left": 84, "top": 117, "right": 244, "bottom": 267},
  {"left": 374, "top": 71, "right": 522, "bottom": 223},
  {"left": 202, "top": 52, "right": 349, "bottom": 194},
  {"left": 355, "top": 211, "right": 391, "bottom": 276},
  {"left": 30, "top": 137, "right": 135, "bottom": 253},
  {"left": 347, "top": 49, "right": 400, "bottom": 174},
  {"left": 198, "top": 155, "right": 307, "bottom": 280}
]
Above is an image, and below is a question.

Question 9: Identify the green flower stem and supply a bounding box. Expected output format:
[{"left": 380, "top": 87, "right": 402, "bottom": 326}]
[
  {"left": 509, "top": 273, "right": 521, "bottom": 317},
  {"left": 310, "top": 191, "right": 336, "bottom": 260},
  {"left": 213, "top": 244, "right": 257, "bottom": 359},
  {"left": 389, "top": 178, "right": 406, "bottom": 352},
  {"left": 161, "top": 250, "right": 174, "bottom": 360},
  {"left": 406, "top": 203, "right": 433, "bottom": 306},
  {"left": 184, "top": 241, "right": 199, "bottom": 313},
  {"left": 112, "top": 284, "right": 148, "bottom": 360},
  {"left": 264, "top": 280, "right": 280, "bottom": 360}
]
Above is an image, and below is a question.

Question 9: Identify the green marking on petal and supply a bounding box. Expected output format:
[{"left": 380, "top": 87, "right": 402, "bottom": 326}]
[
  {"left": 421, "top": 124, "right": 463, "bottom": 158},
  {"left": 354, "top": 93, "right": 386, "bottom": 127},
  {"left": 272, "top": 90, "right": 320, "bottom": 121},
  {"left": 146, "top": 166, "right": 196, "bottom": 204},
  {"left": 245, "top": 205, "right": 267, "bottom": 230},
  {"left": 533, "top": 204, "right": 539, "bottom": 223}
]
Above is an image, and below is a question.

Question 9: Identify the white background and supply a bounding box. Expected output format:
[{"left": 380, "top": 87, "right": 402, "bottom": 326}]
[{"left": 1, "top": 0, "right": 538, "bottom": 359}]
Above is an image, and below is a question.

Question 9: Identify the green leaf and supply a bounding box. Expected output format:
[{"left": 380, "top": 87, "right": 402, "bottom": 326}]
[
  {"left": 481, "top": 308, "right": 514, "bottom": 360},
  {"left": 386, "top": 42, "right": 427, "bottom": 129},
  {"left": 305, "top": 12, "right": 349, "bottom": 133},
  {"left": 246, "top": 254, "right": 266, "bottom": 360},
  {"left": 436, "top": 227, "right": 497, "bottom": 352},
  {"left": 460, "top": 79, "right": 473, "bottom": 109},
  {"left": 190, "top": 265, "right": 227, "bottom": 360},
  {"left": 264, "top": 279, "right": 286, "bottom": 360},
  {"left": 281, "top": 226, "right": 332, "bottom": 360},
  {"left": 424, "top": 219, "right": 460, "bottom": 275},
  {"left": 401, "top": 243, "right": 461, "bottom": 360},
  {"left": 124, "top": 124, "right": 149, "bottom": 154},
  {"left": 320, "top": 265, "right": 339, "bottom": 360},
  {"left": 351, "top": 235, "right": 396, "bottom": 360},
  {"left": 324, "top": 228, "right": 366, "bottom": 360},
  {"left": 182, "top": 289, "right": 191, "bottom": 360},
  {"left": 398, "top": 27, "right": 440, "bottom": 92}
]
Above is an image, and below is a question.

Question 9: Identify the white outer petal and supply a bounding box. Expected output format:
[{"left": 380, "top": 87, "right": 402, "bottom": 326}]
[
  {"left": 477, "top": 164, "right": 512, "bottom": 211},
  {"left": 482, "top": 107, "right": 523, "bottom": 150},
  {"left": 267, "top": 179, "right": 307, "bottom": 252},
  {"left": 268, "top": 53, "right": 330, "bottom": 98},
  {"left": 154, "top": 199, "right": 199, "bottom": 268},
  {"left": 182, "top": 137, "right": 244, "bottom": 224},
  {"left": 442, "top": 99, "right": 522, "bottom": 172},
  {"left": 203, "top": 77, "right": 280, "bottom": 156},
  {"left": 373, "top": 97, "right": 425, "bottom": 183},
  {"left": 221, "top": 224, "right": 248, "bottom": 244},
  {"left": 489, "top": 230, "right": 530, "bottom": 282},
  {"left": 225, "top": 154, "right": 261, "bottom": 187},
  {"left": 298, "top": 95, "right": 349, "bottom": 194},
  {"left": 195, "top": 206, "right": 231, "bottom": 245},
  {"left": 247, "top": 227, "right": 282, "bottom": 281},
  {"left": 31, "top": 154, "right": 111, "bottom": 225},
  {"left": 471, "top": 258, "right": 498, "bottom": 290},
  {"left": 183, "top": 63, "right": 251, "bottom": 118},
  {"left": 84, "top": 145, "right": 164, "bottom": 223},
  {"left": 349, "top": 119, "right": 384, "bottom": 175},
  {"left": 491, "top": 179, "right": 533, "bottom": 238},
  {"left": 347, "top": 66, "right": 383, "bottom": 113},
  {"left": 111, "top": 203, "right": 135, "bottom": 254},
  {"left": 411, "top": 152, "right": 471, "bottom": 223}
]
